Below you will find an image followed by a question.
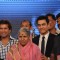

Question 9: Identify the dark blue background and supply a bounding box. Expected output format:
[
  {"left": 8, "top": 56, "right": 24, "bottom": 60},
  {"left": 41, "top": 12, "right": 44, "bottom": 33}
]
[{"left": 0, "top": 0, "right": 60, "bottom": 38}]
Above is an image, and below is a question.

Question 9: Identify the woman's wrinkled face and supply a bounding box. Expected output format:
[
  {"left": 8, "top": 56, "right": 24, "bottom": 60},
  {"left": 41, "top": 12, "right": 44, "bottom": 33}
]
[{"left": 18, "top": 31, "right": 30, "bottom": 46}]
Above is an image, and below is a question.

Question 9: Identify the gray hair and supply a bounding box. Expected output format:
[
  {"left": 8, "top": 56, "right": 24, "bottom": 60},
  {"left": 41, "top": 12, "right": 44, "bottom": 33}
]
[{"left": 18, "top": 27, "right": 30, "bottom": 36}]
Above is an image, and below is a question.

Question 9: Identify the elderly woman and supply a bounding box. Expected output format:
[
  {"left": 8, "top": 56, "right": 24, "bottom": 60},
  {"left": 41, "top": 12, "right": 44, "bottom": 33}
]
[{"left": 6, "top": 27, "right": 42, "bottom": 60}]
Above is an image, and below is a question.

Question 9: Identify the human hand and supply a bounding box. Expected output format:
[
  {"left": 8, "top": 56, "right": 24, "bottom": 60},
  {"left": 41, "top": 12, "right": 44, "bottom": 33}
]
[{"left": 41, "top": 54, "right": 48, "bottom": 60}]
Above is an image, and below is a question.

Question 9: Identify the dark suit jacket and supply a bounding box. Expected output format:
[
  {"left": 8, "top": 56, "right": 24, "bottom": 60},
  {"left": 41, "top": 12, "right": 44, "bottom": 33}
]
[
  {"left": 53, "top": 34, "right": 60, "bottom": 60},
  {"left": 54, "top": 34, "right": 60, "bottom": 54},
  {"left": 32, "top": 33, "right": 56, "bottom": 57}
]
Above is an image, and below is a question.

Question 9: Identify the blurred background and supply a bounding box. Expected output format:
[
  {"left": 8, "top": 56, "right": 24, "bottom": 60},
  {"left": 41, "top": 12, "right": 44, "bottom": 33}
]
[{"left": 0, "top": 0, "right": 60, "bottom": 38}]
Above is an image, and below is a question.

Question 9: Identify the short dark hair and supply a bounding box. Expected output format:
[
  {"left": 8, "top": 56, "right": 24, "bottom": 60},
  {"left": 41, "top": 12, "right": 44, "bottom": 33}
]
[
  {"left": 0, "top": 20, "right": 12, "bottom": 30},
  {"left": 46, "top": 13, "right": 56, "bottom": 21},
  {"left": 56, "top": 13, "right": 60, "bottom": 19},
  {"left": 35, "top": 15, "right": 49, "bottom": 26},
  {"left": 20, "top": 20, "right": 32, "bottom": 27}
]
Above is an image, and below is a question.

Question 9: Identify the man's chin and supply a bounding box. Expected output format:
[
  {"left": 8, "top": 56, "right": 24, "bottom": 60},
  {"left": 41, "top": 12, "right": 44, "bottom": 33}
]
[{"left": 41, "top": 32, "right": 47, "bottom": 35}]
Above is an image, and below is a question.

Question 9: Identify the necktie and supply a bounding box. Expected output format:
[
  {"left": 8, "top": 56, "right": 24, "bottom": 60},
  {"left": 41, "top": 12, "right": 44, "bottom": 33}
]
[{"left": 41, "top": 36, "right": 45, "bottom": 54}]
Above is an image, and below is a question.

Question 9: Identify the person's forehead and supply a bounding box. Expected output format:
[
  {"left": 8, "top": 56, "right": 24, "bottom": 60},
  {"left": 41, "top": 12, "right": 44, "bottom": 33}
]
[
  {"left": 48, "top": 16, "right": 53, "bottom": 20},
  {"left": 0, "top": 24, "right": 8, "bottom": 27},
  {"left": 22, "top": 21, "right": 29, "bottom": 24},
  {"left": 19, "top": 31, "right": 28, "bottom": 36},
  {"left": 38, "top": 19, "right": 47, "bottom": 23}
]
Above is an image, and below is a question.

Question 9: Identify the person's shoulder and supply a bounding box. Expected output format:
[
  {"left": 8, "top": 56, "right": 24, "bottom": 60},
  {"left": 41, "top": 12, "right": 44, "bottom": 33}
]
[
  {"left": 55, "top": 34, "right": 60, "bottom": 39},
  {"left": 32, "top": 43, "right": 40, "bottom": 50},
  {"left": 10, "top": 36, "right": 18, "bottom": 43},
  {"left": 33, "top": 35, "right": 40, "bottom": 39},
  {"left": 30, "top": 42, "right": 41, "bottom": 55},
  {"left": 56, "top": 29, "right": 60, "bottom": 34},
  {"left": 10, "top": 44, "right": 17, "bottom": 51},
  {"left": 57, "top": 34, "right": 60, "bottom": 36},
  {"left": 49, "top": 33, "right": 56, "bottom": 37},
  {"left": 32, "top": 35, "right": 40, "bottom": 43},
  {"left": 10, "top": 36, "right": 16, "bottom": 40}
]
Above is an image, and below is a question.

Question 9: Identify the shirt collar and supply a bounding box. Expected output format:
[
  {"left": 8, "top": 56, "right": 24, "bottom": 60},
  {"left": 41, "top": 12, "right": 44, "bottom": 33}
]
[{"left": 40, "top": 31, "right": 49, "bottom": 39}]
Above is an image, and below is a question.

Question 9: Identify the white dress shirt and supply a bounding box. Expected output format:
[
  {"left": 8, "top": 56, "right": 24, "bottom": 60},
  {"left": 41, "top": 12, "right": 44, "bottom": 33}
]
[{"left": 39, "top": 32, "right": 49, "bottom": 54}]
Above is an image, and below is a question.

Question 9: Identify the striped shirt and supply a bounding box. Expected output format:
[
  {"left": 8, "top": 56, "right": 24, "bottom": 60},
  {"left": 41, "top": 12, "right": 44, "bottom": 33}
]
[{"left": 0, "top": 36, "right": 18, "bottom": 60}]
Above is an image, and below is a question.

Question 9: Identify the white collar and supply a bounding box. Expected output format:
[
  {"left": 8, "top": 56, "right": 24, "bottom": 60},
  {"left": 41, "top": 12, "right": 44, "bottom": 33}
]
[{"left": 40, "top": 31, "right": 49, "bottom": 38}]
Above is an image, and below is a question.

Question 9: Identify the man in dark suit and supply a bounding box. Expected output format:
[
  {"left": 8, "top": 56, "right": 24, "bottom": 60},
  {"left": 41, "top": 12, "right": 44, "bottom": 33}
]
[
  {"left": 53, "top": 34, "right": 60, "bottom": 60},
  {"left": 32, "top": 15, "right": 56, "bottom": 60}
]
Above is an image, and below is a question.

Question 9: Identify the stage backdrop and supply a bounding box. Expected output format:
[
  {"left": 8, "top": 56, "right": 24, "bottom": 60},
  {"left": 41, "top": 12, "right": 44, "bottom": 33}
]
[{"left": 0, "top": 0, "right": 60, "bottom": 38}]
